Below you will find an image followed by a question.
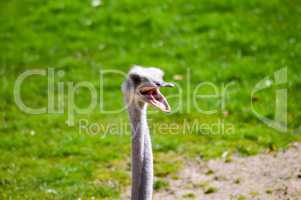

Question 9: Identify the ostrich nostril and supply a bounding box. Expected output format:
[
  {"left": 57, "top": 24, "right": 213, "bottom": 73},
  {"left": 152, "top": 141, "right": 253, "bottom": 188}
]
[{"left": 154, "top": 81, "right": 166, "bottom": 87}]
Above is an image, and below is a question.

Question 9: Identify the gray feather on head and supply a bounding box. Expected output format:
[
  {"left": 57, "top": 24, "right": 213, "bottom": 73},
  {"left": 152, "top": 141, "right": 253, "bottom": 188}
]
[{"left": 122, "top": 65, "right": 174, "bottom": 112}]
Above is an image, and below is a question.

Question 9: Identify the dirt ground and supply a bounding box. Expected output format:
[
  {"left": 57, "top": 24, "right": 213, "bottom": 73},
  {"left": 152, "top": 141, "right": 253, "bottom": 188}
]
[
  {"left": 155, "top": 143, "right": 301, "bottom": 200},
  {"left": 123, "top": 143, "right": 301, "bottom": 200}
]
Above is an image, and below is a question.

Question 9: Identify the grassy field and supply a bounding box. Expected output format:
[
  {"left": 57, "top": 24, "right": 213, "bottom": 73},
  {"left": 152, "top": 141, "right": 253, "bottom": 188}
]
[{"left": 1, "top": 0, "right": 301, "bottom": 199}]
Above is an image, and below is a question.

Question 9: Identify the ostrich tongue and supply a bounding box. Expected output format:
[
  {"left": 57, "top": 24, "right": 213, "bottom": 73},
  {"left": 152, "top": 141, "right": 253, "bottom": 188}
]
[{"left": 140, "top": 87, "right": 171, "bottom": 112}]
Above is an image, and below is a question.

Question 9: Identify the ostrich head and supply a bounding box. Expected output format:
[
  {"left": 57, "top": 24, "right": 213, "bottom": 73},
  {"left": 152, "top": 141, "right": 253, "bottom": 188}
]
[{"left": 122, "top": 65, "right": 174, "bottom": 112}]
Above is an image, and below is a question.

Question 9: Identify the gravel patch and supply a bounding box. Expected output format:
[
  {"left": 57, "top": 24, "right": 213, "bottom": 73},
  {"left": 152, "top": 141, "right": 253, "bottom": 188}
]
[{"left": 154, "top": 143, "right": 301, "bottom": 200}]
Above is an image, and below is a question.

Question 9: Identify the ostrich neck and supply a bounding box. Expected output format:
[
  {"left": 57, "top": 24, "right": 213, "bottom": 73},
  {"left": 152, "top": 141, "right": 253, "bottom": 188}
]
[
  {"left": 128, "top": 103, "right": 149, "bottom": 139},
  {"left": 128, "top": 103, "right": 153, "bottom": 200}
]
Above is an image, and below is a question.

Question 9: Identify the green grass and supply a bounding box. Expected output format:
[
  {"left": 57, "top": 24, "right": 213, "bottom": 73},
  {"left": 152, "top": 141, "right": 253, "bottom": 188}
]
[
  {"left": 1, "top": 0, "right": 301, "bottom": 199},
  {"left": 153, "top": 179, "right": 169, "bottom": 191},
  {"left": 182, "top": 192, "right": 196, "bottom": 198}
]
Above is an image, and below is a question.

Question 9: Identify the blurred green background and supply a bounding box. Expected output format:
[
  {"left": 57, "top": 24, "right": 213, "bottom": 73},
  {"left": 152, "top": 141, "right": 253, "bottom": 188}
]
[{"left": 1, "top": 0, "right": 301, "bottom": 199}]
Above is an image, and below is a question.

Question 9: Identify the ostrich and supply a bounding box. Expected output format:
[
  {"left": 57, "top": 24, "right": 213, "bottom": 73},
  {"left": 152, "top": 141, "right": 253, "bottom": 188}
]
[{"left": 122, "top": 65, "right": 174, "bottom": 200}]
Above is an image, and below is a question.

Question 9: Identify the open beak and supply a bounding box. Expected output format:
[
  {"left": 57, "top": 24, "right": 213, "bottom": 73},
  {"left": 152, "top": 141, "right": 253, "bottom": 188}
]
[{"left": 139, "top": 83, "right": 174, "bottom": 112}]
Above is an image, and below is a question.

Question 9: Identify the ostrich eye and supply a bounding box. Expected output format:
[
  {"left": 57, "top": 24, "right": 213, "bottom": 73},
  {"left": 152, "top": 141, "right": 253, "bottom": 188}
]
[{"left": 129, "top": 74, "right": 141, "bottom": 86}]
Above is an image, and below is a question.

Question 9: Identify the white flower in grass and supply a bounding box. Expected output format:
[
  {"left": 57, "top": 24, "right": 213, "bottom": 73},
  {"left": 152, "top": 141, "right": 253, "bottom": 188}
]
[
  {"left": 91, "top": 0, "right": 102, "bottom": 7},
  {"left": 45, "top": 188, "right": 57, "bottom": 194}
]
